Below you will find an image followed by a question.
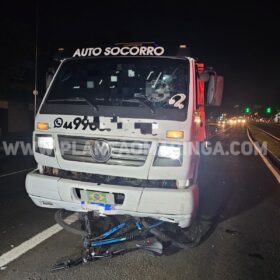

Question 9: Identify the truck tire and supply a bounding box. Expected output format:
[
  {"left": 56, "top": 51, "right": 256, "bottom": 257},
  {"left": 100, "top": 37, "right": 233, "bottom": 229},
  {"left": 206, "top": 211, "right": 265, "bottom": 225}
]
[
  {"left": 55, "top": 210, "right": 88, "bottom": 237},
  {"left": 142, "top": 218, "right": 203, "bottom": 249}
]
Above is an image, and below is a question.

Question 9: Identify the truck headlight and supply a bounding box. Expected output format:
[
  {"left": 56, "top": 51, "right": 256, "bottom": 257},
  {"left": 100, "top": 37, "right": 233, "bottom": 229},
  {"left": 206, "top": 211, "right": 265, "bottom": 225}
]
[
  {"left": 158, "top": 145, "right": 181, "bottom": 160},
  {"left": 35, "top": 135, "right": 54, "bottom": 156},
  {"left": 38, "top": 136, "right": 54, "bottom": 149},
  {"left": 153, "top": 144, "right": 182, "bottom": 166}
]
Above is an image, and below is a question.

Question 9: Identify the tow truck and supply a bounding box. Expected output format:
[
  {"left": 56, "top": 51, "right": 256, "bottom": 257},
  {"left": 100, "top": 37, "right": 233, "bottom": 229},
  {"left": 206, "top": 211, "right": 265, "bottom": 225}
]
[{"left": 25, "top": 43, "right": 223, "bottom": 267}]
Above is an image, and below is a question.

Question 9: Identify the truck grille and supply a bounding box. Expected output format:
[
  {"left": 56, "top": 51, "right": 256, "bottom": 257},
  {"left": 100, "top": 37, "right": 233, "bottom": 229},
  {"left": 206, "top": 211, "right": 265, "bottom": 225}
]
[{"left": 58, "top": 135, "right": 151, "bottom": 167}]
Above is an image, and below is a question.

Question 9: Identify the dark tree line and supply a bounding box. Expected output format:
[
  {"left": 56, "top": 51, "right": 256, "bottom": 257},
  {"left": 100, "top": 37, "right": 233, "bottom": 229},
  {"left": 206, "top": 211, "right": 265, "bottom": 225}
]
[{"left": 0, "top": 17, "right": 35, "bottom": 101}]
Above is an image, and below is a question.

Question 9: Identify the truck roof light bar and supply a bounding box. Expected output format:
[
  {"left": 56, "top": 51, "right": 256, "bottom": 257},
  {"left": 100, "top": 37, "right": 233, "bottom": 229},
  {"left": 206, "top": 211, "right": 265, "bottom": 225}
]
[
  {"left": 114, "top": 42, "right": 157, "bottom": 47},
  {"left": 177, "top": 44, "right": 190, "bottom": 57}
]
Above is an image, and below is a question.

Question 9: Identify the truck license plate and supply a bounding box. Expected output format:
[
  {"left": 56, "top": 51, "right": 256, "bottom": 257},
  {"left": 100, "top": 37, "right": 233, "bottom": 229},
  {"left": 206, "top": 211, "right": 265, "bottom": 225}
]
[{"left": 80, "top": 190, "right": 114, "bottom": 207}]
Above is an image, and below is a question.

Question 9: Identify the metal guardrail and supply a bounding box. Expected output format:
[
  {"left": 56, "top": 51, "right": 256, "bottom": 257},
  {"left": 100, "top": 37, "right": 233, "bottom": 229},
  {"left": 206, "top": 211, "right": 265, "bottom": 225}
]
[
  {"left": 252, "top": 125, "right": 280, "bottom": 142},
  {"left": 247, "top": 128, "right": 280, "bottom": 172}
]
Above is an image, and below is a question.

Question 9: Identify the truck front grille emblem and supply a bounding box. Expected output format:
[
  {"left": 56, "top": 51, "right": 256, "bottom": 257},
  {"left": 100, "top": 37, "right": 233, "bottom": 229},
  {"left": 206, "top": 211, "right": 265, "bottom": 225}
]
[{"left": 89, "top": 140, "right": 111, "bottom": 163}]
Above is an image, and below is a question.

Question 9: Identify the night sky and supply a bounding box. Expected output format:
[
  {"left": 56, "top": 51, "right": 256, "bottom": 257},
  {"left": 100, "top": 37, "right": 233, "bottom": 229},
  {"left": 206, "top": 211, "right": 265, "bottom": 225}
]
[{"left": 1, "top": 1, "right": 279, "bottom": 110}]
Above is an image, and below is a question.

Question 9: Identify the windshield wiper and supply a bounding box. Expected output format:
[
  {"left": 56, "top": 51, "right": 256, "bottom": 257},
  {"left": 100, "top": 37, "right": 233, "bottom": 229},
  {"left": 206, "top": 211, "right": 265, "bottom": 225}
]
[
  {"left": 124, "top": 98, "right": 155, "bottom": 114},
  {"left": 48, "top": 96, "right": 98, "bottom": 112}
]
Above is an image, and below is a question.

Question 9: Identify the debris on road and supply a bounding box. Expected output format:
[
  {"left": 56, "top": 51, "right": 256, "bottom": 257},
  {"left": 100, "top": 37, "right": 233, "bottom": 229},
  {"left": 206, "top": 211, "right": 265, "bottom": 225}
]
[{"left": 225, "top": 229, "right": 240, "bottom": 236}]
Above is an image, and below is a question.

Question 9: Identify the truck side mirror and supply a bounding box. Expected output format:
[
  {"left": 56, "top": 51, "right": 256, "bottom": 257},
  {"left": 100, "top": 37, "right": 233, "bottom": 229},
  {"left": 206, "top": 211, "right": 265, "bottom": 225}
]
[
  {"left": 207, "top": 74, "right": 224, "bottom": 106},
  {"left": 46, "top": 68, "right": 55, "bottom": 90},
  {"left": 199, "top": 72, "right": 210, "bottom": 82}
]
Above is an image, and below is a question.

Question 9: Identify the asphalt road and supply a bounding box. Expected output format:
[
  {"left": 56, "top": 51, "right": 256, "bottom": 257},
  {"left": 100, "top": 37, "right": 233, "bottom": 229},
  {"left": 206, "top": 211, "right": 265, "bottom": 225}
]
[{"left": 1, "top": 126, "right": 280, "bottom": 280}]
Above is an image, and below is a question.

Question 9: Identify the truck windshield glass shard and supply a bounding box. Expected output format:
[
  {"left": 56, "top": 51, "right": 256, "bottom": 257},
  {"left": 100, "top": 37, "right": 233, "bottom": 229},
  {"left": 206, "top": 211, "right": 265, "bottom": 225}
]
[{"left": 40, "top": 57, "right": 189, "bottom": 121}]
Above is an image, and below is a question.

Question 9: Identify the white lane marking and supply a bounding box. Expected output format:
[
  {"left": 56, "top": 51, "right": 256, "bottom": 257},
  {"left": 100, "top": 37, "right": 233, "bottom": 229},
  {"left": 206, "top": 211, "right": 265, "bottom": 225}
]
[
  {"left": 252, "top": 125, "right": 280, "bottom": 142},
  {"left": 0, "top": 168, "right": 34, "bottom": 179},
  {"left": 0, "top": 214, "right": 78, "bottom": 268},
  {"left": 247, "top": 128, "right": 280, "bottom": 184}
]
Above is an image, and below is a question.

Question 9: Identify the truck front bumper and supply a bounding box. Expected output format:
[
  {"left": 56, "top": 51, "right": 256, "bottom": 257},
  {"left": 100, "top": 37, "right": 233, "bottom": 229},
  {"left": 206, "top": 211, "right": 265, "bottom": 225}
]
[{"left": 26, "top": 170, "right": 199, "bottom": 228}]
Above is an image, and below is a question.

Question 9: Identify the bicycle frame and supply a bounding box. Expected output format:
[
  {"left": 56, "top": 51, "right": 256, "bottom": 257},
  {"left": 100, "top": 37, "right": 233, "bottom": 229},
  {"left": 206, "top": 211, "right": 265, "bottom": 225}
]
[
  {"left": 88, "top": 219, "right": 165, "bottom": 247},
  {"left": 51, "top": 217, "right": 165, "bottom": 271}
]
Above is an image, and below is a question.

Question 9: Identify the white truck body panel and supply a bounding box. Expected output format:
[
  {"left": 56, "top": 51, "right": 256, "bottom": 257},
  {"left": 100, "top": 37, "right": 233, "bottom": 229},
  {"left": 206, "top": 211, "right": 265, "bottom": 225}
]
[{"left": 26, "top": 55, "right": 200, "bottom": 228}]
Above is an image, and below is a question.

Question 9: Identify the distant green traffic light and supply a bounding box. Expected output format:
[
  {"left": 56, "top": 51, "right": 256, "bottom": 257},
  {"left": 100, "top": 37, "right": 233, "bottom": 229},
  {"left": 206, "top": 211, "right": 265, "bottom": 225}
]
[
  {"left": 265, "top": 107, "right": 272, "bottom": 114},
  {"left": 245, "top": 107, "right": 251, "bottom": 114}
]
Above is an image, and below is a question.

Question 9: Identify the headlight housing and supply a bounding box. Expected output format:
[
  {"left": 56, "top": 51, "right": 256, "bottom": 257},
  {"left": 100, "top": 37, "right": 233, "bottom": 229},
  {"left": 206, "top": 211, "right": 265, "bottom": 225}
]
[
  {"left": 35, "top": 135, "right": 54, "bottom": 156},
  {"left": 153, "top": 144, "right": 183, "bottom": 166}
]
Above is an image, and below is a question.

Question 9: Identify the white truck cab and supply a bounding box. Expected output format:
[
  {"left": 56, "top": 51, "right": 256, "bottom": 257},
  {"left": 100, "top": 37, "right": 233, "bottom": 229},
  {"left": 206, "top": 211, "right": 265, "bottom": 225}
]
[{"left": 25, "top": 43, "right": 223, "bottom": 228}]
